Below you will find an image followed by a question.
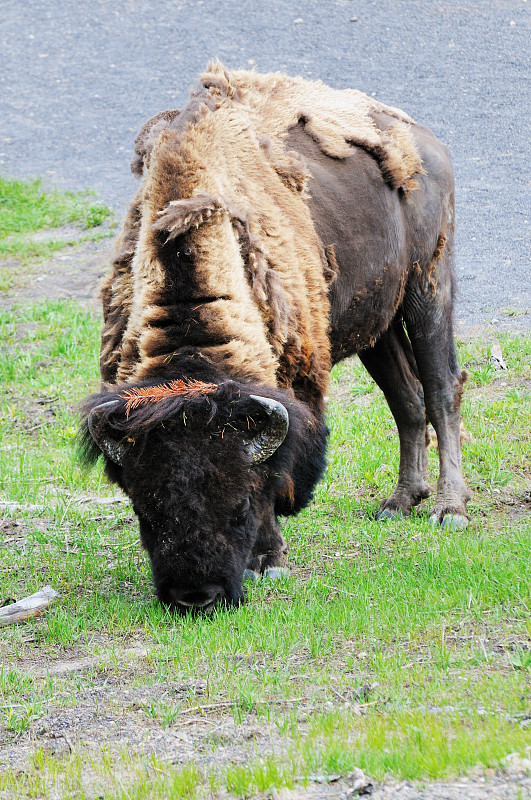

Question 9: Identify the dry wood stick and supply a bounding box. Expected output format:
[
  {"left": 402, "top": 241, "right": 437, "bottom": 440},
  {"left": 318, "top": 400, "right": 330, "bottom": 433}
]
[
  {"left": 321, "top": 584, "right": 357, "bottom": 598},
  {"left": 181, "top": 696, "right": 304, "bottom": 715},
  {"left": 0, "top": 586, "right": 59, "bottom": 626}
]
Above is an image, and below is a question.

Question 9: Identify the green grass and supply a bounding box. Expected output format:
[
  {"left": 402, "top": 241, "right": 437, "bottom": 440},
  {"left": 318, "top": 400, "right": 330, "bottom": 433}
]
[
  {"left": 0, "top": 297, "right": 530, "bottom": 799},
  {"left": 0, "top": 175, "right": 112, "bottom": 265}
]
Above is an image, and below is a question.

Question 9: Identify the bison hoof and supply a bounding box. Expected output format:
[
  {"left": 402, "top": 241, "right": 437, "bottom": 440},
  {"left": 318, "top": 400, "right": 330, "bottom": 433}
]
[
  {"left": 429, "top": 513, "right": 469, "bottom": 531},
  {"left": 263, "top": 566, "right": 290, "bottom": 581},
  {"left": 376, "top": 507, "right": 404, "bottom": 521},
  {"left": 243, "top": 569, "right": 260, "bottom": 583}
]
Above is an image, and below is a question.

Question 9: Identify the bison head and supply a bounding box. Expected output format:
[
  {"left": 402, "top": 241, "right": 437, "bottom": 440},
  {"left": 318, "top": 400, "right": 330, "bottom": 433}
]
[{"left": 80, "top": 373, "right": 327, "bottom": 613}]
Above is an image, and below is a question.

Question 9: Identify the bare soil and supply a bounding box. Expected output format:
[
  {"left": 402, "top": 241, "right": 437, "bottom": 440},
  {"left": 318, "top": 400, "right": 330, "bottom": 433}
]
[
  {"left": 2, "top": 640, "right": 530, "bottom": 799},
  {"left": 0, "top": 237, "right": 112, "bottom": 310}
]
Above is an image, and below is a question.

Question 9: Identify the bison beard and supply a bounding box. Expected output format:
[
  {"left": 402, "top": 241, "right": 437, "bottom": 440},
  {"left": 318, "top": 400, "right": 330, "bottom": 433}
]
[{"left": 79, "top": 63, "right": 470, "bottom": 612}]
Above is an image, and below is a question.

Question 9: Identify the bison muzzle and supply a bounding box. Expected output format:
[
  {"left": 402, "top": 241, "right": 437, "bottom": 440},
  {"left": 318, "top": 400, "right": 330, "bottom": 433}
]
[{"left": 80, "top": 62, "right": 471, "bottom": 612}]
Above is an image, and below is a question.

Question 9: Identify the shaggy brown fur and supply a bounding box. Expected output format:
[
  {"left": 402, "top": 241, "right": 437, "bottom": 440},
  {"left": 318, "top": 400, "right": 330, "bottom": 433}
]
[
  {"left": 99, "top": 190, "right": 143, "bottom": 382},
  {"left": 100, "top": 61, "right": 424, "bottom": 411}
]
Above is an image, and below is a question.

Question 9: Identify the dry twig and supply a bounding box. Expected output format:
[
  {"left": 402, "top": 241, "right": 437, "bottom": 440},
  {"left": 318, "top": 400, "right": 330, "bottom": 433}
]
[
  {"left": 0, "top": 586, "right": 59, "bottom": 626},
  {"left": 181, "top": 696, "right": 304, "bottom": 716}
]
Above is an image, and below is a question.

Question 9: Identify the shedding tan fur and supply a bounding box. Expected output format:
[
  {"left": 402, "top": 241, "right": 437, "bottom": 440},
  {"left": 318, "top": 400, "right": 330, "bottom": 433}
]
[{"left": 101, "top": 62, "right": 424, "bottom": 408}]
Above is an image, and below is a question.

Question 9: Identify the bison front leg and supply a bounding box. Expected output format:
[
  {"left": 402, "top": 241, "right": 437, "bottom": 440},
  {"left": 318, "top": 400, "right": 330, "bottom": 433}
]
[
  {"left": 359, "top": 321, "right": 433, "bottom": 518},
  {"left": 245, "top": 505, "right": 289, "bottom": 581}
]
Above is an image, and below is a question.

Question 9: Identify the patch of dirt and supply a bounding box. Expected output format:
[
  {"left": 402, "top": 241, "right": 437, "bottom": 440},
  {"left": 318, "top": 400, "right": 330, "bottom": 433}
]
[
  {"left": 2, "top": 668, "right": 530, "bottom": 799},
  {"left": 0, "top": 627, "right": 530, "bottom": 798},
  {"left": 366, "top": 764, "right": 531, "bottom": 800},
  {"left": 5, "top": 394, "right": 62, "bottom": 436},
  {"left": 328, "top": 383, "right": 377, "bottom": 407},
  {"left": 1, "top": 516, "right": 51, "bottom": 543},
  {"left": 2, "top": 685, "right": 531, "bottom": 800},
  {"left": 466, "top": 376, "right": 531, "bottom": 401},
  {"left": 0, "top": 238, "right": 113, "bottom": 309},
  {"left": 9, "top": 321, "right": 39, "bottom": 342},
  {"left": 499, "top": 489, "right": 531, "bottom": 521},
  {"left": 28, "top": 225, "right": 93, "bottom": 244},
  {"left": 0, "top": 663, "right": 284, "bottom": 774},
  {"left": 27, "top": 644, "right": 150, "bottom": 679}
]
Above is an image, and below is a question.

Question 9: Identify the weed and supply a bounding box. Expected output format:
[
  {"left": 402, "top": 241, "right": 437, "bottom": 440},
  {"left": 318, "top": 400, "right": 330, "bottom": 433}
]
[
  {"left": 468, "top": 362, "right": 495, "bottom": 386},
  {"left": 505, "top": 386, "right": 531, "bottom": 403},
  {"left": 511, "top": 648, "right": 531, "bottom": 671},
  {"left": 502, "top": 308, "right": 530, "bottom": 318}
]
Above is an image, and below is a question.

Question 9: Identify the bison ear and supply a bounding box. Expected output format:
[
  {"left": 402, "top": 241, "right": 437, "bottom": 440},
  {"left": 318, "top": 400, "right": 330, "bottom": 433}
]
[
  {"left": 87, "top": 401, "right": 129, "bottom": 466},
  {"left": 245, "top": 395, "right": 289, "bottom": 464},
  {"left": 131, "top": 108, "right": 180, "bottom": 176}
]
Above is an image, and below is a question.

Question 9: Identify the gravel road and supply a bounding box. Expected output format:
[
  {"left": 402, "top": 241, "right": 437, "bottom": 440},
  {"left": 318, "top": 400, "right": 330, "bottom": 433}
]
[{"left": 1, "top": 0, "right": 529, "bottom": 331}]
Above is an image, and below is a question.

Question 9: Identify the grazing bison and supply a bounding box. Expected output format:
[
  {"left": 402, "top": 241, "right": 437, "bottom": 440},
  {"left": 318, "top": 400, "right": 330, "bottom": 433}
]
[{"left": 80, "top": 62, "right": 470, "bottom": 612}]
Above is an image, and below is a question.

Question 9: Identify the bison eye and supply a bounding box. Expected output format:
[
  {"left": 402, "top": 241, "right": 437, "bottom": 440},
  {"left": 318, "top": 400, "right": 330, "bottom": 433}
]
[{"left": 234, "top": 496, "right": 251, "bottom": 526}]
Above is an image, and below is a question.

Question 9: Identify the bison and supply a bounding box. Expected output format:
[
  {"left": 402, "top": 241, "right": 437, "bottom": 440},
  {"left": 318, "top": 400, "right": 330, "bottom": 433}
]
[{"left": 80, "top": 62, "right": 471, "bottom": 612}]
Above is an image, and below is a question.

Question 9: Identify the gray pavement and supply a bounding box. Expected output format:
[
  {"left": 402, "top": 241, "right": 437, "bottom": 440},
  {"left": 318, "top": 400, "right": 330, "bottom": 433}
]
[{"left": 1, "top": 0, "right": 529, "bottom": 331}]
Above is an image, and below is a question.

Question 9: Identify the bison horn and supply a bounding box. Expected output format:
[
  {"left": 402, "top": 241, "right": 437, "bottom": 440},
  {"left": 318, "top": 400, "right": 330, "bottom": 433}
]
[
  {"left": 87, "top": 400, "right": 128, "bottom": 466},
  {"left": 247, "top": 395, "right": 289, "bottom": 464}
]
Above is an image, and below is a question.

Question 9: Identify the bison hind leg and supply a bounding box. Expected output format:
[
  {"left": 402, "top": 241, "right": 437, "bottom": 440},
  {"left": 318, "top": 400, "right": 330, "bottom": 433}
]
[
  {"left": 359, "top": 319, "right": 434, "bottom": 518},
  {"left": 403, "top": 249, "right": 471, "bottom": 528}
]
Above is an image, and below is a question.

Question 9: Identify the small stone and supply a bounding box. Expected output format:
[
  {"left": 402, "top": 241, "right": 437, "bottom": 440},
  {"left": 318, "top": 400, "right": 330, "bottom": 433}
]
[
  {"left": 243, "top": 569, "right": 260, "bottom": 583},
  {"left": 503, "top": 752, "right": 531, "bottom": 771},
  {"left": 270, "top": 789, "right": 294, "bottom": 800},
  {"left": 346, "top": 767, "right": 373, "bottom": 796}
]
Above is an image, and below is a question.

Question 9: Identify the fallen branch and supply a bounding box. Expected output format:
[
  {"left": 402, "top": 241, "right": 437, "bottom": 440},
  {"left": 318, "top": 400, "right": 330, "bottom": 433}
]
[
  {"left": 0, "top": 502, "right": 46, "bottom": 513},
  {"left": 74, "top": 495, "right": 128, "bottom": 506},
  {"left": 321, "top": 583, "right": 357, "bottom": 598},
  {"left": 181, "top": 696, "right": 304, "bottom": 716},
  {"left": 0, "top": 586, "right": 59, "bottom": 626},
  {"left": 0, "top": 496, "right": 128, "bottom": 515},
  {"left": 329, "top": 685, "right": 349, "bottom": 702}
]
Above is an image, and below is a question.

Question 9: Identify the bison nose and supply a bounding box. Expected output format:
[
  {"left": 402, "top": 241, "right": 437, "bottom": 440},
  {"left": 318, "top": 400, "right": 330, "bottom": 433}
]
[{"left": 171, "top": 583, "right": 225, "bottom": 611}]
